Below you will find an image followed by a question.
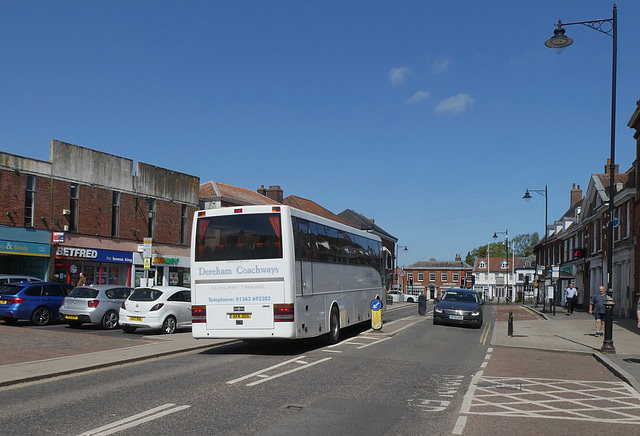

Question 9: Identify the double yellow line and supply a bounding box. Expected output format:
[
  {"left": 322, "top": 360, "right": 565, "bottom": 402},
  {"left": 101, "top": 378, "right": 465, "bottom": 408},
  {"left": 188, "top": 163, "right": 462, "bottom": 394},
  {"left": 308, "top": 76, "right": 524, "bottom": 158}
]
[{"left": 480, "top": 322, "right": 492, "bottom": 345}]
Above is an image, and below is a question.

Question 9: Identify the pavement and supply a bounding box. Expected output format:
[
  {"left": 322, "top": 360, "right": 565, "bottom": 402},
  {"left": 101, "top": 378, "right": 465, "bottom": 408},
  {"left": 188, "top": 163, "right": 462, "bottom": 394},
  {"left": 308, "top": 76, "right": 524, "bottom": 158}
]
[
  {"left": 1, "top": 303, "right": 640, "bottom": 392},
  {"left": 492, "top": 303, "right": 640, "bottom": 393}
]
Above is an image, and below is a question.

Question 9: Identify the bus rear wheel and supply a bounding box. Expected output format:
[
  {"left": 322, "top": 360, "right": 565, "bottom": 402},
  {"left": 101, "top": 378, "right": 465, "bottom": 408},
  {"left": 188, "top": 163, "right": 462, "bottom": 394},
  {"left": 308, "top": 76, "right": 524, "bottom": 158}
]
[{"left": 328, "top": 306, "right": 340, "bottom": 344}]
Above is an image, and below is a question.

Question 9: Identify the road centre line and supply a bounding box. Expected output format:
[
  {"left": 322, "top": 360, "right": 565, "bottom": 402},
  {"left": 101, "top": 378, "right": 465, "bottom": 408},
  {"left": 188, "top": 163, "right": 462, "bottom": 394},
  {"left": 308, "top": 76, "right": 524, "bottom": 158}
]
[
  {"left": 245, "top": 357, "right": 332, "bottom": 387},
  {"left": 227, "top": 356, "right": 308, "bottom": 385},
  {"left": 357, "top": 336, "right": 391, "bottom": 349},
  {"left": 79, "top": 403, "right": 190, "bottom": 436}
]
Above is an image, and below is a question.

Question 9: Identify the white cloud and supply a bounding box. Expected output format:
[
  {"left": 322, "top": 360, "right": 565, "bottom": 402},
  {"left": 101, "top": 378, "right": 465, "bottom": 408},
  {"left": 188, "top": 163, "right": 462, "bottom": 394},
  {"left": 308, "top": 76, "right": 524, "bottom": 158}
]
[
  {"left": 434, "top": 93, "right": 475, "bottom": 114},
  {"left": 404, "top": 90, "right": 430, "bottom": 105},
  {"left": 432, "top": 57, "right": 451, "bottom": 74},
  {"left": 388, "top": 67, "right": 412, "bottom": 86}
]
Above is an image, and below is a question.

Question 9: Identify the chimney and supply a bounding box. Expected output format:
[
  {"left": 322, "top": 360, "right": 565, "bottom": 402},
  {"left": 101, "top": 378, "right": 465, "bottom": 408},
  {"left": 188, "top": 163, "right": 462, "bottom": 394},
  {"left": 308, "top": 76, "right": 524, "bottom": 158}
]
[
  {"left": 455, "top": 254, "right": 462, "bottom": 261},
  {"left": 429, "top": 258, "right": 436, "bottom": 262},
  {"left": 604, "top": 158, "right": 619, "bottom": 175},
  {"left": 266, "top": 185, "right": 283, "bottom": 203},
  {"left": 257, "top": 185, "right": 267, "bottom": 196},
  {"left": 570, "top": 183, "right": 582, "bottom": 207}
]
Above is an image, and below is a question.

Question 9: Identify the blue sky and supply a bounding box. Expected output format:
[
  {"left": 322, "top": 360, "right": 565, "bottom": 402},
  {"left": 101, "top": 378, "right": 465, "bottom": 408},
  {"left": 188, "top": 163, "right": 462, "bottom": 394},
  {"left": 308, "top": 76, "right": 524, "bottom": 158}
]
[{"left": 2, "top": 1, "right": 639, "bottom": 265}]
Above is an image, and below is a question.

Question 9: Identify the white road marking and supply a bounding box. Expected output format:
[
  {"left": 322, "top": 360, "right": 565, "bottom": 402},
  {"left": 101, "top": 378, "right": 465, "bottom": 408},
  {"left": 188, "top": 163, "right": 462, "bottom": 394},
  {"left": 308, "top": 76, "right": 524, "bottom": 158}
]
[
  {"left": 245, "top": 357, "right": 332, "bottom": 386},
  {"left": 452, "top": 416, "right": 467, "bottom": 435},
  {"left": 461, "top": 375, "right": 640, "bottom": 423},
  {"left": 227, "top": 355, "right": 333, "bottom": 387},
  {"left": 227, "top": 356, "right": 309, "bottom": 385},
  {"left": 79, "top": 403, "right": 190, "bottom": 436}
]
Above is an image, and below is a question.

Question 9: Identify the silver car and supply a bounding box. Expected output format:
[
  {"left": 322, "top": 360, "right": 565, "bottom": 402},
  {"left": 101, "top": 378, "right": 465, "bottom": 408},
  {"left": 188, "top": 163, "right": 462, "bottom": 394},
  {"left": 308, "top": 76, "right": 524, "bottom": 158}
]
[{"left": 59, "top": 285, "right": 134, "bottom": 329}]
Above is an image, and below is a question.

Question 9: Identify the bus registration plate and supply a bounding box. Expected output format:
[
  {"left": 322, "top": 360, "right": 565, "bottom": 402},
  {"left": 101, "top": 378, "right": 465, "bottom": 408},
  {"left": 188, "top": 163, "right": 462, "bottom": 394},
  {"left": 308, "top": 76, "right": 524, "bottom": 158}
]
[{"left": 230, "top": 313, "right": 251, "bottom": 319}]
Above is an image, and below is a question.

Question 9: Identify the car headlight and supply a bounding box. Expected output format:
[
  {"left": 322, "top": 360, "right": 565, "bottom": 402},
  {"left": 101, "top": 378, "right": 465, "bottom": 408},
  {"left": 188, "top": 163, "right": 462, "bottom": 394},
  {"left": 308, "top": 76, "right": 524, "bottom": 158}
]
[
  {"left": 471, "top": 311, "right": 480, "bottom": 316},
  {"left": 434, "top": 307, "right": 443, "bottom": 313}
]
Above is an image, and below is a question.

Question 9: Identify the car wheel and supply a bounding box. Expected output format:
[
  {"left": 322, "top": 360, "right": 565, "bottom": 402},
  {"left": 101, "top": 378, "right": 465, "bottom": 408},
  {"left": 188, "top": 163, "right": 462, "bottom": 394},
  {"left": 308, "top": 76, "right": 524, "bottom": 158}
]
[
  {"left": 122, "top": 325, "right": 137, "bottom": 333},
  {"left": 162, "top": 316, "right": 177, "bottom": 334},
  {"left": 327, "top": 306, "right": 340, "bottom": 344},
  {"left": 68, "top": 321, "right": 83, "bottom": 328},
  {"left": 31, "top": 306, "right": 52, "bottom": 326},
  {"left": 101, "top": 310, "right": 119, "bottom": 329}
]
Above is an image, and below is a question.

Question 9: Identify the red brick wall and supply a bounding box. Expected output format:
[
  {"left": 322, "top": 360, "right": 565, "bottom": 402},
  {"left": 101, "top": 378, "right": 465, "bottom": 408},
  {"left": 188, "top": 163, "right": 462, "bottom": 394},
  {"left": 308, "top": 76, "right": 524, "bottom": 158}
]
[{"left": 0, "top": 168, "right": 195, "bottom": 247}]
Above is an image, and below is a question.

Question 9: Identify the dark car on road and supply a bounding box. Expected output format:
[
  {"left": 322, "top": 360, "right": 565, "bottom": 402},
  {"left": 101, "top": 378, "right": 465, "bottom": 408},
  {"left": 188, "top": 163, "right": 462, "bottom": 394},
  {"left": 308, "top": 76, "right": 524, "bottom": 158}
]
[
  {"left": 433, "top": 288, "right": 484, "bottom": 328},
  {"left": 0, "top": 282, "right": 73, "bottom": 325}
]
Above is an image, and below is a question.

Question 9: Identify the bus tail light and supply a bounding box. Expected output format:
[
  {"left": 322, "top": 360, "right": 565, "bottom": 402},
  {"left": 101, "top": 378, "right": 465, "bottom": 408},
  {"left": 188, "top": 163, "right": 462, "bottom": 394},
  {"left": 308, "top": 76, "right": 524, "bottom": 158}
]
[
  {"left": 192, "top": 305, "right": 206, "bottom": 323},
  {"left": 274, "top": 304, "right": 294, "bottom": 322}
]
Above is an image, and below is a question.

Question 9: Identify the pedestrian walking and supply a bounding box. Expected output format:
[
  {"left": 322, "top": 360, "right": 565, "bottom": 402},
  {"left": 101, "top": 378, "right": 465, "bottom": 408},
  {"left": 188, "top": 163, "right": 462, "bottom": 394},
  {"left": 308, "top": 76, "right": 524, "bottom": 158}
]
[
  {"left": 76, "top": 272, "right": 86, "bottom": 287},
  {"left": 589, "top": 285, "right": 607, "bottom": 337},
  {"left": 565, "top": 283, "right": 578, "bottom": 315}
]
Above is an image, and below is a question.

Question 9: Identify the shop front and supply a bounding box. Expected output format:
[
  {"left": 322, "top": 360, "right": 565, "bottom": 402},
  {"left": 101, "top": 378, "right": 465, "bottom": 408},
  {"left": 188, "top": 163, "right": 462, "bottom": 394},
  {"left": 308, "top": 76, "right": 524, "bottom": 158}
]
[
  {"left": 0, "top": 225, "right": 50, "bottom": 279},
  {"left": 132, "top": 253, "right": 190, "bottom": 288},
  {"left": 54, "top": 245, "right": 133, "bottom": 286}
]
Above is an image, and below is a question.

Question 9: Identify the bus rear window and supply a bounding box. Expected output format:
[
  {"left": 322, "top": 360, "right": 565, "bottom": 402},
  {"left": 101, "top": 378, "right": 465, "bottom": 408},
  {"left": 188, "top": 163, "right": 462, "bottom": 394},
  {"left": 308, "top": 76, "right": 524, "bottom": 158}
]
[{"left": 195, "top": 213, "right": 282, "bottom": 261}]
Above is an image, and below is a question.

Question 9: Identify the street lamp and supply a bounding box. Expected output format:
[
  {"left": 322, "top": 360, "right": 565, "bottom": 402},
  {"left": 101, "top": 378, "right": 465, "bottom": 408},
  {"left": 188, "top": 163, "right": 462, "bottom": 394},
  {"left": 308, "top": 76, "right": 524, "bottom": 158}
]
[
  {"left": 545, "top": 3, "right": 617, "bottom": 353},
  {"left": 524, "top": 186, "right": 548, "bottom": 311},
  {"left": 493, "top": 230, "right": 509, "bottom": 304},
  {"left": 396, "top": 245, "right": 408, "bottom": 292}
]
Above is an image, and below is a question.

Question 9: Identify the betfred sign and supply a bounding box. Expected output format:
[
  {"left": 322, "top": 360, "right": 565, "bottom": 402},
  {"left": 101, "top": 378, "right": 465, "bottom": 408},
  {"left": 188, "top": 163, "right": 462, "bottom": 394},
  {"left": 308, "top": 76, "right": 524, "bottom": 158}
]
[{"left": 55, "top": 246, "right": 133, "bottom": 263}]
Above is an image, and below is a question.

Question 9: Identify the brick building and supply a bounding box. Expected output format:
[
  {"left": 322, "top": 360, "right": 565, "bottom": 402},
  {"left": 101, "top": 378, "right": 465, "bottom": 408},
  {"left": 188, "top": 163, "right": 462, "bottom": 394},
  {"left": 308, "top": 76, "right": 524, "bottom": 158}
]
[
  {"left": 0, "top": 140, "right": 199, "bottom": 287},
  {"left": 401, "top": 255, "right": 473, "bottom": 300}
]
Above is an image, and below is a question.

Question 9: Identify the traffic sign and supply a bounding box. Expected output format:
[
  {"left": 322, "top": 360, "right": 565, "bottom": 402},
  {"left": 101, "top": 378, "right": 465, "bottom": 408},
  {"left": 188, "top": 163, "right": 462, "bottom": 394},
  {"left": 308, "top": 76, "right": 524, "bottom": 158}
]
[{"left": 371, "top": 299, "right": 383, "bottom": 330}]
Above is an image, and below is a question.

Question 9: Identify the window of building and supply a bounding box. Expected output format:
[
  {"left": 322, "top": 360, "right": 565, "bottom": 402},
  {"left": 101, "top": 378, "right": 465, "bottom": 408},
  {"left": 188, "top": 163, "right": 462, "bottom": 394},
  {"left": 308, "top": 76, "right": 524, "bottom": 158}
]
[
  {"left": 111, "top": 191, "right": 120, "bottom": 238},
  {"left": 479, "top": 261, "right": 486, "bottom": 269},
  {"left": 441, "top": 272, "right": 447, "bottom": 282},
  {"left": 24, "top": 175, "right": 35, "bottom": 227},
  {"left": 180, "top": 204, "right": 188, "bottom": 245},
  {"left": 501, "top": 260, "right": 508, "bottom": 269},
  {"left": 147, "top": 198, "right": 156, "bottom": 239},
  {"left": 418, "top": 272, "right": 424, "bottom": 282},
  {"left": 452, "top": 272, "right": 459, "bottom": 282},
  {"left": 69, "top": 184, "right": 79, "bottom": 232},
  {"left": 429, "top": 272, "right": 436, "bottom": 282}
]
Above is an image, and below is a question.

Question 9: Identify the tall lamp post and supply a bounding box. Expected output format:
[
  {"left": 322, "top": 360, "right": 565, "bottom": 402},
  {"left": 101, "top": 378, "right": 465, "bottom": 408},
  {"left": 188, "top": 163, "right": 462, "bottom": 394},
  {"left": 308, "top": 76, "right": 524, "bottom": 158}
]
[
  {"left": 524, "top": 186, "right": 548, "bottom": 311},
  {"left": 395, "top": 245, "right": 408, "bottom": 292},
  {"left": 493, "top": 230, "right": 509, "bottom": 304},
  {"left": 545, "top": 3, "right": 617, "bottom": 353}
]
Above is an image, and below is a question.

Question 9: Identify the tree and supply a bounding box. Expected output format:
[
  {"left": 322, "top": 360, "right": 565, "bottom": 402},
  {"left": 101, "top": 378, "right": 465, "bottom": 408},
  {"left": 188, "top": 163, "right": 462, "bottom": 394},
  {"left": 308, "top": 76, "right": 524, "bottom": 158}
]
[
  {"left": 465, "top": 233, "right": 539, "bottom": 265},
  {"left": 511, "top": 233, "right": 539, "bottom": 257}
]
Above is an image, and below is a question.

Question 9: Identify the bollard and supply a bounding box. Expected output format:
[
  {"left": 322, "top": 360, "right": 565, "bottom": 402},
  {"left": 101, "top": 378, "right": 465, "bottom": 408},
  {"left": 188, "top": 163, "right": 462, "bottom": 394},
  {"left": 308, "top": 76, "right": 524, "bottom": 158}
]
[
  {"left": 418, "top": 294, "right": 427, "bottom": 315},
  {"left": 508, "top": 311, "right": 513, "bottom": 337}
]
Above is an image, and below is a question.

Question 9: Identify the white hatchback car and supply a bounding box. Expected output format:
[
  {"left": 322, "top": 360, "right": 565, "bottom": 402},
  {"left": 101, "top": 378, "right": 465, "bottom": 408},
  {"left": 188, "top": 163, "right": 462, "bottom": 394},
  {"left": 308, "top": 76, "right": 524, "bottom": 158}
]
[{"left": 119, "top": 286, "right": 191, "bottom": 334}]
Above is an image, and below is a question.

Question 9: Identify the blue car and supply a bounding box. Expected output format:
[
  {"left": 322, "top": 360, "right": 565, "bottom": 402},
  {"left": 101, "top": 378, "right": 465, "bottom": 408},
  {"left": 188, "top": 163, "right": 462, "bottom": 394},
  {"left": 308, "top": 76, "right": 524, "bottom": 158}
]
[{"left": 0, "top": 282, "right": 73, "bottom": 325}]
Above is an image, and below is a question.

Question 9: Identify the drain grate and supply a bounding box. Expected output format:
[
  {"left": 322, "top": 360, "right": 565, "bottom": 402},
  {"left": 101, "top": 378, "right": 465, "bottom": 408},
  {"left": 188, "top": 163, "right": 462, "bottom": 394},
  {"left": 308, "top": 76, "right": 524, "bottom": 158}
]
[{"left": 282, "top": 404, "right": 305, "bottom": 411}]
